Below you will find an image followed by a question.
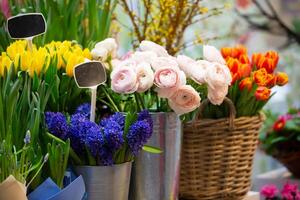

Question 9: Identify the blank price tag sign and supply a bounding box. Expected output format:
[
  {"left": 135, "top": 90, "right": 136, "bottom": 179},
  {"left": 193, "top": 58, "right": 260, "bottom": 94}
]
[
  {"left": 74, "top": 61, "right": 107, "bottom": 122},
  {"left": 74, "top": 61, "right": 107, "bottom": 88},
  {"left": 7, "top": 13, "right": 46, "bottom": 39}
]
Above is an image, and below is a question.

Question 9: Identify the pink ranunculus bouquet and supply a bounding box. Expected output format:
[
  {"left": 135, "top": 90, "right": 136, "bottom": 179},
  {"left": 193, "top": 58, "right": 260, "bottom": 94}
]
[{"left": 92, "top": 39, "right": 231, "bottom": 118}]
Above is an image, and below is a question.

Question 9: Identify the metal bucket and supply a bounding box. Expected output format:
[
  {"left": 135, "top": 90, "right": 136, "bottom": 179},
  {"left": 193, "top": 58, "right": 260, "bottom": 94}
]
[
  {"left": 129, "top": 112, "right": 182, "bottom": 200},
  {"left": 75, "top": 162, "right": 132, "bottom": 200}
]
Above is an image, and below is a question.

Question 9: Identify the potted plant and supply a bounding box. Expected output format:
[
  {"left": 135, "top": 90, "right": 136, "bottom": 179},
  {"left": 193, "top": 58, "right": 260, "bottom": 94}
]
[
  {"left": 90, "top": 38, "right": 202, "bottom": 200},
  {"left": 45, "top": 103, "right": 154, "bottom": 200},
  {"left": 260, "top": 109, "right": 300, "bottom": 178}
]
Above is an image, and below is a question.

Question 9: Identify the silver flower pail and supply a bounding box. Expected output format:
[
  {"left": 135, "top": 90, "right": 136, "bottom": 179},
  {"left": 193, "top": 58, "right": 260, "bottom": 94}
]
[
  {"left": 129, "top": 112, "right": 182, "bottom": 200},
  {"left": 75, "top": 162, "right": 132, "bottom": 200}
]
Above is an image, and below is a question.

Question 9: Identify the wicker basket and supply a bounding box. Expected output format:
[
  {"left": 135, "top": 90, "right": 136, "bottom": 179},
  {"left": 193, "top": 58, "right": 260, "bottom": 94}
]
[
  {"left": 180, "top": 98, "right": 264, "bottom": 200},
  {"left": 274, "top": 151, "right": 300, "bottom": 178}
]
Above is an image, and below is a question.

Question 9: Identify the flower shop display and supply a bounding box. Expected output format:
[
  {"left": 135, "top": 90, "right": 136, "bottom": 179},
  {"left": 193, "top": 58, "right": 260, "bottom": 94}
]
[
  {"left": 179, "top": 45, "right": 289, "bottom": 199},
  {"left": 260, "top": 109, "right": 300, "bottom": 178},
  {"left": 260, "top": 182, "right": 300, "bottom": 200},
  {"left": 45, "top": 104, "right": 154, "bottom": 200},
  {"left": 91, "top": 38, "right": 205, "bottom": 200}
]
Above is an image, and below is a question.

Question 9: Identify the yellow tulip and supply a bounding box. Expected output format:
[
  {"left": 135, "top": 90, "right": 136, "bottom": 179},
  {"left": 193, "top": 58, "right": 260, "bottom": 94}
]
[
  {"left": 20, "top": 51, "right": 33, "bottom": 71},
  {"left": 66, "top": 54, "right": 84, "bottom": 77},
  {"left": 83, "top": 48, "right": 92, "bottom": 60},
  {"left": 28, "top": 48, "right": 50, "bottom": 77},
  {"left": 0, "top": 53, "right": 13, "bottom": 76}
]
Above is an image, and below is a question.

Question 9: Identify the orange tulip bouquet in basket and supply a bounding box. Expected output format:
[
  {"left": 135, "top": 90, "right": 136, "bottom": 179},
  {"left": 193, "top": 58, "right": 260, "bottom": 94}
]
[{"left": 179, "top": 45, "right": 288, "bottom": 200}]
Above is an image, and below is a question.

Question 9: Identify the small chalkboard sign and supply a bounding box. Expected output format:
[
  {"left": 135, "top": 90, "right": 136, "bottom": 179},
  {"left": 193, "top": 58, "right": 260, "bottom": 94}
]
[
  {"left": 7, "top": 13, "right": 46, "bottom": 39},
  {"left": 74, "top": 61, "right": 106, "bottom": 88},
  {"left": 74, "top": 61, "right": 107, "bottom": 122}
]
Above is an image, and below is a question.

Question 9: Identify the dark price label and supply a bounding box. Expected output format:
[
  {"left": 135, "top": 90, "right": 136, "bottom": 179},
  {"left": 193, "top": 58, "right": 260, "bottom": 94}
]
[
  {"left": 7, "top": 13, "right": 46, "bottom": 39},
  {"left": 74, "top": 61, "right": 107, "bottom": 88}
]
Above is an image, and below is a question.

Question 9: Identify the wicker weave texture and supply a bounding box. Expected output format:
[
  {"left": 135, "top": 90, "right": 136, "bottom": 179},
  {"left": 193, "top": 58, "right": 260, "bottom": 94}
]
[{"left": 180, "top": 113, "right": 263, "bottom": 200}]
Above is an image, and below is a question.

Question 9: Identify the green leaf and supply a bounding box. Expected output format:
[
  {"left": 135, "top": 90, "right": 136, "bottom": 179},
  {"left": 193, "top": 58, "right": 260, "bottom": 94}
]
[{"left": 142, "top": 145, "right": 163, "bottom": 154}]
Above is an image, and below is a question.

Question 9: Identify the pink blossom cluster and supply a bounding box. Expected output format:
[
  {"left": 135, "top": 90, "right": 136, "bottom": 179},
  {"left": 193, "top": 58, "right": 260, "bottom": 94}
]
[
  {"left": 261, "top": 183, "right": 300, "bottom": 200},
  {"left": 91, "top": 39, "right": 231, "bottom": 115}
]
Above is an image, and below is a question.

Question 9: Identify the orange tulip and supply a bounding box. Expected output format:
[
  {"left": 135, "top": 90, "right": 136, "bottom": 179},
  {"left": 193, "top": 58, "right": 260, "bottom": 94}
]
[
  {"left": 239, "top": 54, "right": 250, "bottom": 64},
  {"left": 252, "top": 53, "right": 264, "bottom": 68},
  {"left": 238, "top": 63, "right": 251, "bottom": 78},
  {"left": 239, "top": 77, "right": 252, "bottom": 91},
  {"left": 226, "top": 58, "right": 251, "bottom": 82},
  {"left": 276, "top": 72, "right": 288, "bottom": 86},
  {"left": 253, "top": 68, "right": 268, "bottom": 86},
  {"left": 255, "top": 86, "right": 271, "bottom": 101},
  {"left": 265, "top": 74, "right": 277, "bottom": 88},
  {"left": 265, "top": 51, "right": 279, "bottom": 67},
  {"left": 221, "top": 45, "right": 247, "bottom": 59}
]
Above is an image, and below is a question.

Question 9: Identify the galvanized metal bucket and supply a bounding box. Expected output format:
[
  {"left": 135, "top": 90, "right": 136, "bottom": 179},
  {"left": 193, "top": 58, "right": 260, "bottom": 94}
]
[
  {"left": 129, "top": 112, "right": 182, "bottom": 200},
  {"left": 75, "top": 162, "right": 132, "bottom": 200}
]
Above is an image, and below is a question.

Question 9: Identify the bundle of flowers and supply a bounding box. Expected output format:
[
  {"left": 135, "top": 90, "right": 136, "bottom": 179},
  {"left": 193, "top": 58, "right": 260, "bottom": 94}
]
[
  {"left": 45, "top": 103, "right": 154, "bottom": 166},
  {"left": 2, "top": 40, "right": 91, "bottom": 77},
  {"left": 91, "top": 38, "right": 233, "bottom": 117},
  {"left": 261, "top": 183, "right": 300, "bottom": 200},
  {"left": 260, "top": 109, "right": 300, "bottom": 156},
  {"left": 220, "top": 45, "right": 289, "bottom": 117}
]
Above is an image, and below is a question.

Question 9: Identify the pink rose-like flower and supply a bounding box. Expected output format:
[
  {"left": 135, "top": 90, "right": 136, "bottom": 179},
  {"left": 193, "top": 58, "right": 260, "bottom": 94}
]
[
  {"left": 205, "top": 62, "right": 232, "bottom": 89},
  {"left": 176, "top": 55, "right": 196, "bottom": 77},
  {"left": 111, "top": 66, "right": 138, "bottom": 94},
  {"left": 203, "top": 45, "right": 226, "bottom": 65},
  {"left": 260, "top": 184, "right": 278, "bottom": 199},
  {"left": 135, "top": 62, "right": 154, "bottom": 93},
  {"left": 168, "top": 85, "right": 201, "bottom": 115},
  {"left": 207, "top": 85, "right": 228, "bottom": 105},
  {"left": 281, "top": 183, "right": 300, "bottom": 200},
  {"left": 139, "top": 40, "right": 169, "bottom": 57},
  {"left": 132, "top": 51, "right": 157, "bottom": 65},
  {"left": 151, "top": 56, "right": 178, "bottom": 71},
  {"left": 154, "top": 66, "right": 185, "bottom": 89}
]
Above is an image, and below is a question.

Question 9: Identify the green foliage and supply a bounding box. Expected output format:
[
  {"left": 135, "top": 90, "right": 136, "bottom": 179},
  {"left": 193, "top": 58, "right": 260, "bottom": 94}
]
[
  {"left": 0, "top": 0, "right": 117, "bottom": 50},
  {"left": 47, "top": 139, "right": 70, "bottom": 188},
  {"left": 0, "top": 132, "right": 46, "bottom": 184}
]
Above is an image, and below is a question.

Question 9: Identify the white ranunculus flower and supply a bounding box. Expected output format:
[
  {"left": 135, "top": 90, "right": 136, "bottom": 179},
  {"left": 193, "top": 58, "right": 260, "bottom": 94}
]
[
  {"left": 91, "top": 48, "right": 108, "bottom": 61},
  {"left": 135, "top": 62, "right": 154, "bottom": 93},
  {"left": 176, "top": 55, "right": 196, "bottom": 77},
  {"left": 139, "top": 40, "right": 169, "bottom": 57},
  {"left": 205, "top": 62, "right": 232, "bottom": 89},
  {"left": 131, "top": 51, "right": 158, "bottom": 64},
  {"left": 150, "top": 56, "right": 178, "bottom": 71},
  {"left": 93, "top": 38, "right": 118, "bottom": 61},
  {"left": 203, "top": 45, "right": 226, "bottom": 65}
]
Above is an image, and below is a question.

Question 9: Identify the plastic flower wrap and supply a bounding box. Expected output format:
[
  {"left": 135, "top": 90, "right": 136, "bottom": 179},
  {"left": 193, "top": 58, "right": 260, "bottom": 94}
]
[{"left": 45, "top": 104, "right": 154, "bottom": 166}]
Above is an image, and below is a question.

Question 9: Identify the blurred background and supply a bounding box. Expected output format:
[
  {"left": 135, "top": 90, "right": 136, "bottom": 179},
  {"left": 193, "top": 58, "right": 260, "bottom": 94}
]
[{"left": 0, "top": 0, "right": 299, "bottom": 190}]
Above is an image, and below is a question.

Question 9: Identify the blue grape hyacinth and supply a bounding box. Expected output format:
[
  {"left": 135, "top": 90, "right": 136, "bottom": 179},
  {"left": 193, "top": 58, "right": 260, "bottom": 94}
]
[
  {"left": 75, "top": 103, "right": 91, "bottom": 119},
  {"left": 45, "top": 112, "right": 69, "bottom": 140}
]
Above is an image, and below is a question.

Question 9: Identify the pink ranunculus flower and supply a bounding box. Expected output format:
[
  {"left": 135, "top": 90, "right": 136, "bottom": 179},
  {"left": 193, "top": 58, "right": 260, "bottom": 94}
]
[
  {"left": 168, "top": 85, "right": 201, "bottom": 115},
  {"left": 207, "top": 85, "right": 228, "bottom": 105},
  {"left": 190, "top": 60, "right": 212, "bottom": 84},
  {"left": 132, "top": 51, "right": 158, "bottom": 65},
  {"left": 205, "top": 62, "right": 232, "bottom": 89},
  {"left": 111, "top": 66, "right": 138, "bottom": 94},
  {"left": 281, "top": 183, "right": 300, "bottom": 200},
  {"left": 135, "top": 62, "right": 154, "bottom": 93},
  {"left": 176, "top": 55, "right": 197, "bottom": 77},
  {"left": 151, "top": 56, "right": 178, "bottom": 71},
  {"left": 139, "top": 40, "right": 169, "bottom": 57},
  {"left": 260, "top": 184, "right": 278, "bottom": 199},
  {"left": 154, "top": 66, "right": 185, "bottom": 89},
  {"left": 203, "top": 45, "right": 226, "bottom": 65}
]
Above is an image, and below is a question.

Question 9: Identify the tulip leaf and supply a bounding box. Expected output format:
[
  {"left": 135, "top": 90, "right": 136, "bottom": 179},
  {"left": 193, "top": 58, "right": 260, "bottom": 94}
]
[{"left": 142, "top": 145, "right": 163, "bottom": 154}]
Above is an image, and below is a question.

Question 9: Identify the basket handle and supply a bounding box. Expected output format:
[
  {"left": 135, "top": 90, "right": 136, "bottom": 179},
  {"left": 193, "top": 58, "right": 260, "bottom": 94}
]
[{"left": 194, "top": 97, "right": 237, "bottom": 129}]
